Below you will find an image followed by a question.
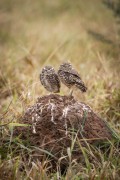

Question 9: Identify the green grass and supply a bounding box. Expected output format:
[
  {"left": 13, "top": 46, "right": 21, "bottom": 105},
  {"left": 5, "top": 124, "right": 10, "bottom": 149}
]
[{"left": 0, "top": 0, "right": 120, "bottom": 179}]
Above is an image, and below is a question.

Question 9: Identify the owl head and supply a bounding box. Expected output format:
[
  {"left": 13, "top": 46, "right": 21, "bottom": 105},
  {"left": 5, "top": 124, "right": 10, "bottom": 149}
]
[
  {"left": 41, "top": 66, "right": 55, "bottom": 75},
  {"left": 59, "top": 62, "right": 72, "bottom": 71}
]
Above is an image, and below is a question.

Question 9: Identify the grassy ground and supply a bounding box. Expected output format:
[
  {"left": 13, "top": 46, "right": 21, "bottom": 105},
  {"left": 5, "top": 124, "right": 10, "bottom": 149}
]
[{"left": 0, "top": 0, "right": 120, "bottom": 179}]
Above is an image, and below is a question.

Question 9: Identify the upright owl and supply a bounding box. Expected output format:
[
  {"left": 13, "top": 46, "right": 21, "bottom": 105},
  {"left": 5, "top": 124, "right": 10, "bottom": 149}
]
[
  {"left": 40, "top": 66, "right": 60, "bottom": 93},
  {"left": 58, "top": 63, "right": 87, "bottom": 95}
]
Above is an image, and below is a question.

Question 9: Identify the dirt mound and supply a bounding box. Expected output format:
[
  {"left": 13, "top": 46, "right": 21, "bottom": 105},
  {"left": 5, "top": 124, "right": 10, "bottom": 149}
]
[{"left": 14, "top": 94, "right": 114, "bottom": 169}]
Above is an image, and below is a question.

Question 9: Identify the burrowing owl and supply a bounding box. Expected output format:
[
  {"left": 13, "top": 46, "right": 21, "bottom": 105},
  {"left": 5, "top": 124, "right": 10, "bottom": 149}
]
[
  {"left": 58, "top": 63, "right": 87, "bottom": 95},
  {"left": 40, "top": 66, "right": 60, "bottom": 93}
]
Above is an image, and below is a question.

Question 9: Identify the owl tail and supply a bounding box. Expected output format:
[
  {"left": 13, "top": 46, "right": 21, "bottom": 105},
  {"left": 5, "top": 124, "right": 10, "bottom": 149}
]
[{"left": 75, "top": 79, "right": 87, "bottom": 92}]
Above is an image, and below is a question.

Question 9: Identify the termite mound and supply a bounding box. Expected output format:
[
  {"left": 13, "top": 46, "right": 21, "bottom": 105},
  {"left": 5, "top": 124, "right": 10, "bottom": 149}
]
[{"left": 14, "top": 94, "right": 115, "bottom": 171}]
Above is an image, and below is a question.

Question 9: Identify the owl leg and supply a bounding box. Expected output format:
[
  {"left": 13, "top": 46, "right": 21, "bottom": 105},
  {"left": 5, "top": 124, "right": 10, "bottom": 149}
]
[
  {"left": 47, "top": 91, "right": 52, "bottom": 95},
  {"left": 69, "top": 88, "right": 73, "bottom": 97}
]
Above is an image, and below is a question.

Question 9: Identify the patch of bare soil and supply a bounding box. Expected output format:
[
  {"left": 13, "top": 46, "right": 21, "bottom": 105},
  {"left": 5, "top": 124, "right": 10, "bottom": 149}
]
[{"left": 14, "top": 94, "right": 114, "bottom": 170}]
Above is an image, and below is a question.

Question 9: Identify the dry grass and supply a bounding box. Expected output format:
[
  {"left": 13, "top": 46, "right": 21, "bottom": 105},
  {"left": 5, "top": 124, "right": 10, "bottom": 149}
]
[{"left": 0, "top": 0, "right": 120, "bottom": 179}]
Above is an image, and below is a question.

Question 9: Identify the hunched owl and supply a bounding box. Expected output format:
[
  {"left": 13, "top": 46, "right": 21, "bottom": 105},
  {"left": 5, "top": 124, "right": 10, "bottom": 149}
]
[
  {"left": 58, "top": 63, "right": 87, "bottom": 95},
  {"left": 40, "top": 66, "right": 60, "bottom": 93}
]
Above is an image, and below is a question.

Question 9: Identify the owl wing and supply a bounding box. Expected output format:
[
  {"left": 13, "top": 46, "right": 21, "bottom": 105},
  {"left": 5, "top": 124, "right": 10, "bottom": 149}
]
[
  {"left": 70, "top": 68, "right": 81, "bottom": 78},
  {"left": 40, "top": 73, "right": 44, "bottom": 85},
  {"left": 54, "top": 74, "right": 60, "bottom": 88},
  {"left": 64, "top": 68, "right": 81, "bottom": 82},
  {"left": 62, "top": 68, "right": 81, "bottom": 80}
]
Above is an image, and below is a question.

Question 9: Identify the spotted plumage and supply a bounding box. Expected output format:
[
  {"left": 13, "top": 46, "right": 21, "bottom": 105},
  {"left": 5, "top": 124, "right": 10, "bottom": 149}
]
[
  {"left": 58, "top": 63, "right": 87, "bottom": 94},
  {"left": 40, "top": 66, "right": 60, "bottom": 93}
]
